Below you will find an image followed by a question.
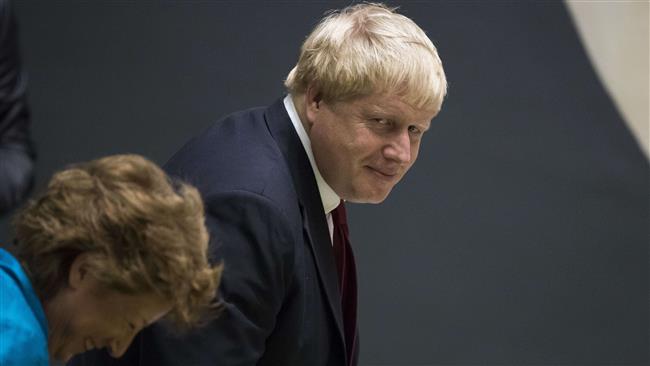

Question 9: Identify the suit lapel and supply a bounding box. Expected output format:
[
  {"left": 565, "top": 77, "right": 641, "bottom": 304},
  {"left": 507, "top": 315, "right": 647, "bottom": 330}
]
[{"left": 264, "top": 97, "right": 346, "bottom": 349}]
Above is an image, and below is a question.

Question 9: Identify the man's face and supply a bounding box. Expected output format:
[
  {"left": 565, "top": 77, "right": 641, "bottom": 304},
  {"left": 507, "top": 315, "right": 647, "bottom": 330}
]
[{"left": 305, "top": 92, "right": 438, "bottom": 203}]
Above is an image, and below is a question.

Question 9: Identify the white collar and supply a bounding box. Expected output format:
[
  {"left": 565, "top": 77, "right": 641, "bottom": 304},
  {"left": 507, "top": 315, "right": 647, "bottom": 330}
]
[{"left": 283, "top": 94, "right": 341, "bottom": 215}]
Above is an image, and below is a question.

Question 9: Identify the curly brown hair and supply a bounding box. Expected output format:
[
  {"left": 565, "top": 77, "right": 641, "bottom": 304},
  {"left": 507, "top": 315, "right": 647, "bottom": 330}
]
[{"left": 13, "top": 154, "right": 222, "bottom": 328}]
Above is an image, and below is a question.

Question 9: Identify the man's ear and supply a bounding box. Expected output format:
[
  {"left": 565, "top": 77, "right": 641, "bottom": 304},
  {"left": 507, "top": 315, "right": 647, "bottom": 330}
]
[
  {"left": 68, "top": 253, "right": 90, "bottom": 290},
  {"left": 304, "top": 84, "right": 323, "bottom": 126}
]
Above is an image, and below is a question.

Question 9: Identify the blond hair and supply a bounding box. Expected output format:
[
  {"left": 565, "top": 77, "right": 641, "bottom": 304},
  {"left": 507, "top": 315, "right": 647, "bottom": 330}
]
[
  {"left": 285, "top": 2, "right": 447, "bottom": 112},
  {"left": 14, "top": 154, "right": 221, "bottom": 328}
]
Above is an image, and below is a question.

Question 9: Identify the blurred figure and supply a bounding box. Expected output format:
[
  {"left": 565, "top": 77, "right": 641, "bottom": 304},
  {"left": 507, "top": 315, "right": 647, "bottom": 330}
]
[
  {"left": 0, "top": 0, "right": 36, "bottom": 215},
  {"left": 0, "top": 154, "right": 222, "bottom": 365}
]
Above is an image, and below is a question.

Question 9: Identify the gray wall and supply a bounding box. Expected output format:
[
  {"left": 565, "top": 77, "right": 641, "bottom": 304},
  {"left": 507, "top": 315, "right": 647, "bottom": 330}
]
[{"left": 3, "top": 1, "right": 648, "bottom": 365}]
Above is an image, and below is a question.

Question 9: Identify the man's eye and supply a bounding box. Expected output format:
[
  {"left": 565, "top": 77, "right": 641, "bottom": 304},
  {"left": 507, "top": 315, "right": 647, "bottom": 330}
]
[
  {"left": 129, "top": 322, "right": 136, "bottom": 331},
  {"left": 408, "top": 125, "right": 422, "bottom": 135},
  {"left": 373, "top": 118, "right": 390, "bottom": 126}
]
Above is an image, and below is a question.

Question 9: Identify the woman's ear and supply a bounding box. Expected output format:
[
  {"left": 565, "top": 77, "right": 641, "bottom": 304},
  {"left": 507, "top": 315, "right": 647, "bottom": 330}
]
[{"left": 67, "top": 253, "right": 91, "bottom": 290}]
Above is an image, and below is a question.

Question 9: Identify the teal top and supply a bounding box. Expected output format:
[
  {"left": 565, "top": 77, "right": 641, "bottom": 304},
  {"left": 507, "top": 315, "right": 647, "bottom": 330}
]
[{"left": 0, "top": 248, "right": 49, "bottom": 365}]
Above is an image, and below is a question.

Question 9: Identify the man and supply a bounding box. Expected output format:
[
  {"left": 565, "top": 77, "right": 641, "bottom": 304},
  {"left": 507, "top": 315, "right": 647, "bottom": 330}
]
[{"left": 72, "top": 3, "right": 446, "bottom": 366}]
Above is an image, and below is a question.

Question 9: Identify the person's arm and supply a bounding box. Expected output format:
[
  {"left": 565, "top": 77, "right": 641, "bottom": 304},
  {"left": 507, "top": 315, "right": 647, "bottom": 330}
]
[{"left": 0, "top": 0, "right": 35, "bottom": 215}]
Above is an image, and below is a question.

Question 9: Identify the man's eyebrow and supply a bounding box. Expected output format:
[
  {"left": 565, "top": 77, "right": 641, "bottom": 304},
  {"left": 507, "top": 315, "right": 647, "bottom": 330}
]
[
  {"left": 362, "top": 107, "right": 397, "bottom": 119},
  {"left": 362, "top": 102, "right": 391, "bottom": 113}
]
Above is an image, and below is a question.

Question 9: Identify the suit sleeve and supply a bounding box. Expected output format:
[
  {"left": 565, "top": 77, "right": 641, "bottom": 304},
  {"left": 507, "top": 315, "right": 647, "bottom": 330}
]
[{"left": 69, "top": 190, "right": 297, "bottom": 366}]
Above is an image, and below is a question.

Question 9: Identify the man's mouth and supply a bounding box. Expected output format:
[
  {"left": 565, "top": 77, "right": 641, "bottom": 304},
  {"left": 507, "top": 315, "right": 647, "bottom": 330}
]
[{"left": 366, "top": 166, "right": 399, "bottom": 179}]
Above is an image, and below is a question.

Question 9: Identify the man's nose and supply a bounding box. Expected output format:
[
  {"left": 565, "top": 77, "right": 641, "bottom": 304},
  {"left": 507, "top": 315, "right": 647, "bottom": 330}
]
[{"left": 383, "top": 130, "right": 411, "bottom": 164}]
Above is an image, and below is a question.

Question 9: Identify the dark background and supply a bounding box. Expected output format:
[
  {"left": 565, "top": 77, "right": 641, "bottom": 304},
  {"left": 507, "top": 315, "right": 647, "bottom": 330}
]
[{"left": 3, "top": 1, "right": 648, "bottom": 365}]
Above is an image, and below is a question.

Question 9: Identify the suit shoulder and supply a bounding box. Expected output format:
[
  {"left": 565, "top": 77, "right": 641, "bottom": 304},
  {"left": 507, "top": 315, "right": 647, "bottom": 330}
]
[{"left": 164, "top": 105, "right": 297, "bottom": 207}]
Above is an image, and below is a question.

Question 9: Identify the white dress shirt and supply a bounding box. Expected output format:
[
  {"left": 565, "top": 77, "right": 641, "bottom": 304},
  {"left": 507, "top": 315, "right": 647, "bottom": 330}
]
[{"left": 283, "top": 94, "right": 341, "bottom": 243}]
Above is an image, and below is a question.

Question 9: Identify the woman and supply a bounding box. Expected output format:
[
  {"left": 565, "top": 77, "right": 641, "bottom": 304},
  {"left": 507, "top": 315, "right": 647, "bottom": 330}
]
[{"left": 0, "top": 154, "right": 222, "bottom": 365}]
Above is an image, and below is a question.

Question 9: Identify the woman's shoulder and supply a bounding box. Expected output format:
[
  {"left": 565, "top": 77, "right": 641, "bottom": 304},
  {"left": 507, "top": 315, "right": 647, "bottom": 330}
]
[{"left": 0, "top": 248, "right": 49, "bottom": 365}]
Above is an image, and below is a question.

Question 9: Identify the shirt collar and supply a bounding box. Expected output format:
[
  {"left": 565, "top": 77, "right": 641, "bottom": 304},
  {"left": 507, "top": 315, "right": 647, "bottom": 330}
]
[{"left": 283, "top": 94, "right": 340, "bottom": 214}]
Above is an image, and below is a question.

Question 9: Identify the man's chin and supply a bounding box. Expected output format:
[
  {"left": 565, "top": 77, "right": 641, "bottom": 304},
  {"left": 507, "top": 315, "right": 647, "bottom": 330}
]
[{"left": 345, "top": 187, "right": 392, "bottom": 204}]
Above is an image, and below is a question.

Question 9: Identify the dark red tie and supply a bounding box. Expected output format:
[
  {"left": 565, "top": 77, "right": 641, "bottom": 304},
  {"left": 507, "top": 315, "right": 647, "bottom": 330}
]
[{"left": 331, "top": 200, "right": 357, "bottom": 366}]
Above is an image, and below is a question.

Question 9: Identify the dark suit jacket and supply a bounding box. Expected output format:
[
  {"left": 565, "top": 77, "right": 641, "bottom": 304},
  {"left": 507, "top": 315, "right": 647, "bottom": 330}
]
[{"left": 70, "top": 98, "right": 355, "bottom": 366}]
